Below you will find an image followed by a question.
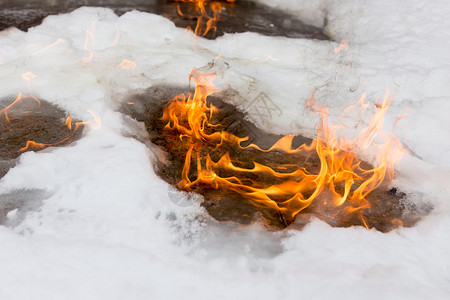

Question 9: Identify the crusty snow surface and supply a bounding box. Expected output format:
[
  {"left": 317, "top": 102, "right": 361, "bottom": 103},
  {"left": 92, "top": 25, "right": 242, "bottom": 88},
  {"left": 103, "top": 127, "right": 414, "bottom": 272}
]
[{"left": 0, "top": 0, "right": 449, "bottom": 299}]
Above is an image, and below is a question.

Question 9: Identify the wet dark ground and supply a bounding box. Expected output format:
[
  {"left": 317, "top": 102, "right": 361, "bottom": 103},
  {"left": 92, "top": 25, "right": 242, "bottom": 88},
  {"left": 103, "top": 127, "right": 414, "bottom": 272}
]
[
  {"left": 0, "top": 0, "right": 329, "bottom": 40},
  {"left": 0, "top": 96, "right": 83, "bottom": 179},
  {"left": 122, "top": 86, "right": 430, "bottom": 232}
]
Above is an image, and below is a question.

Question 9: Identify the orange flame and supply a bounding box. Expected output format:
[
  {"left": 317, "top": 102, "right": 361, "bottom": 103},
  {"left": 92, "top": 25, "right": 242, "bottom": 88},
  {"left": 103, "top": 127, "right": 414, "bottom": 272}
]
[
  {"left": 18, "top": 110, "right": 101, "bottom": 153},
  {"left": 86, "top": 109, "right": 102, "bottom": 130},
  {"left": 161, "top": 71, "right": 407, "bottom": 228},
  {"left": 22, "top": 72, "right": 37, "bottom": 91},
  {"left": 65, "top": 116, "right": 73, "bottom": 130},
  {"left": 18, "top": 141, "right": 46, "bottom": 153},
  {"left": 118, "top": 59, "right": 136, "bottom": 70},
  {"left": 1, "top": 93, "right": 101, "bottom": 153},
  {"left": 82, "top": 22, "right": 96, "bottom": 63},
  {"left": 32, "top": 38, "right": 66, "bottom": 56},
  {"left": 174, "top": 0, "right": 235, "bottom": 37},
  {"left": 334, "top": 38, "right": 349, "bottom": 54},
  {"left": 0, "top": 93, "right": 40, "bottom": 123},
  {"left": 252, "top": 55, "right": 280, "bottom": 62},
  {"left": 109, "top": 24, "right": 121, "bottom": 49}
]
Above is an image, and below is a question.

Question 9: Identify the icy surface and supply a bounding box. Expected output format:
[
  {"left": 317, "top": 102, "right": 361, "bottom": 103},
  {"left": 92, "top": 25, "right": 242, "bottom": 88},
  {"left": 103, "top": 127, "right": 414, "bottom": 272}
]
[{"left": 0, "top": 1, "right": 449, "bottom": 299}]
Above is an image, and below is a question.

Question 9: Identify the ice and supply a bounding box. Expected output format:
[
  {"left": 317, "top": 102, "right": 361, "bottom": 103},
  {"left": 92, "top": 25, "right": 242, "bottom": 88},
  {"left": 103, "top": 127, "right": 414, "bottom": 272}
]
[{"left": 0, "top": 1, "right": 450, "bottom": 299}]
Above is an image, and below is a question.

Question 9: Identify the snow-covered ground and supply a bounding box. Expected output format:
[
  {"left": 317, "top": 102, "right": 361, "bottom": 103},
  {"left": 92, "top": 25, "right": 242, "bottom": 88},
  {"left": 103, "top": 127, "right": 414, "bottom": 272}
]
[{"left": 0, "top": 0, "right": 449, "bottom": 299}]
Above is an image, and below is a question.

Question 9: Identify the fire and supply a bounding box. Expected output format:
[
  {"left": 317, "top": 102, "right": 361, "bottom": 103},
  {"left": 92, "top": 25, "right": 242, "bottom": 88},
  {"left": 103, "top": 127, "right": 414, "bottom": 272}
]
[
  {"left": 118, "top": 59, "right": 136, "bottom": 70},
  {"left": 32, "top": 38, "right": 66, "bottom": 56},
  {"left": 173, "top": 0, "right": 236, "bottom": 37},
  {"left": 1, "top": 93, "right": 101, "bottom": 153},
  {"left": 334, "top": 38, "right": 349, "bottom": 54},
  {"left": 65, "top": 116, "right": 73, "bottom": 130},
  {"left": 252, "top": 55, "right": 280, "bottom": 62},
  {"left": 18, "top": 111, "right": 100, "bottom": 153},
  {"left": 22, "top": 72, "right": 37, "bottom": 90},
  {"left": 109, "top": 24, "right": 121, "bottom": 49},
  {"left": 86, "top": 109, "right": 102, "bottom": 130},
  {"left": 82, "top": 22, "right": 96, "bottom": 63},
  {"left": 22, "top": 72, "right": 37, "bottom": 81},
  {"left": 160, "top": 70, "right": 406, "bottom": 229},
  {"left": 0, "top": 93, "right": 40, "bottom": 123}
]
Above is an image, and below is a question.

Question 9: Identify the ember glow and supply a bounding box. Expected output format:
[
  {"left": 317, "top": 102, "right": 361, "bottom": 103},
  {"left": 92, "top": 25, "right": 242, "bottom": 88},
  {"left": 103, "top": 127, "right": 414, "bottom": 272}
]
[
  {"left": 161, "top": 70, "right": 406, "bottom": 228},
  {"left": 173, "top": 0, "right": 236, "bottom": 37}
]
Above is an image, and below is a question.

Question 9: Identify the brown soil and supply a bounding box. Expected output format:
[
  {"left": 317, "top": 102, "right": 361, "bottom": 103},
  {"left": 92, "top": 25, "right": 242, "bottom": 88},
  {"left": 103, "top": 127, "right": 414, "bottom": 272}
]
[
  {"left": 0, "top": 97, "right": 84, "bottom": 178},
  {"left": 123, "top": 86, "right": 431, "bottom": 232}
]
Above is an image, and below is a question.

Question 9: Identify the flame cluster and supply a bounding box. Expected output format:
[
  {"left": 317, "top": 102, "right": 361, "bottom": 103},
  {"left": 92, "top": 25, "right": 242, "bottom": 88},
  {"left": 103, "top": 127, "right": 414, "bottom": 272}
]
[
  {"left": 161, "top": 70, "right": 405, "bottom": 228},
  {"left": 173, "top": 0, "right": 236, "bottom": 37}
]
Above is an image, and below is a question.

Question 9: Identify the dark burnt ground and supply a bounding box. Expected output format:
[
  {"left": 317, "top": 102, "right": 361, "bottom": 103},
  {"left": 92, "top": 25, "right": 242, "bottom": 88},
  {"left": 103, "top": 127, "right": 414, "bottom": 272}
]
[
  {"left": 122, "top": 86, "right": 430, "bottom": 232},
  {"left": 0, "top": 97, "right": 84, "bottom": 178},
  {"left": 0, "top": 0, "right": 329, "bottom": 40}
]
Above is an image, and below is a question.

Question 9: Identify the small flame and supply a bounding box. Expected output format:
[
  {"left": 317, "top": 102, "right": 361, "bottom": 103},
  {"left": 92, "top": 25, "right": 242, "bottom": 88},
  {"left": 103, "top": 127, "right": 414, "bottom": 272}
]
[
  {"left": 118, "top": 59, "right": 136, "bottom": 70},
  {"left": 342, "top": 93, "right": 370, "bottom": 115},
  {"left": 65, "top": 116, "right": 73, "bottom": 131},
  {"left": 1, "top": 93, "right": 101, "bottom": 154},
  {"left": 161, "top": 71, "right": 407, "bottom": 228},
  {"left": 334, "top": 38, "right": 349, "bottom": 54},
  {"left": 22, "top": 72, "right": 37, "bottom": 91},
  {"left": 82, "top": 22, "right": 96, "bottom": 63},
  {"left": 18, "top": 110, "right": 101, "bottom": 153},
  {"left": 32, "top": 38, "right": 66, "bottom": 56},
  {"left": 86, "top": 109, "right": 102, "bottom": 130},
  {"left": 22, "top": 71, "right": 36, "bottom": 82},
  {"left": 18, "top": 141, "right": 46, "bottom": 153},
  {"left": 109, "top": 24, "right": 121, "bottom": 49},
  {"left": 0, "top": 93, "right": 40, "bottom": 123},
  {"left": 252, "top": 55, "right": 280, "bottom": 62},
  {"left": 177, "top": 5, "right": 185, "bottom": 16}
]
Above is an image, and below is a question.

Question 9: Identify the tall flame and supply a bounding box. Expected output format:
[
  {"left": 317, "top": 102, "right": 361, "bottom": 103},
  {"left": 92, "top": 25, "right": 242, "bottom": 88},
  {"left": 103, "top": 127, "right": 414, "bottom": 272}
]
[{"left": 161, "top": 71, "right": 406, "bottom": 228}]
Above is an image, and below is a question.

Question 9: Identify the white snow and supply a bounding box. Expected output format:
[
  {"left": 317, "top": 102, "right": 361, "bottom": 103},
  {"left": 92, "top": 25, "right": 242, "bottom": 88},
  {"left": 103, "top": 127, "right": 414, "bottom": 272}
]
[{"left": 0, "top": 1, "right": 449, "bottom": 299}]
